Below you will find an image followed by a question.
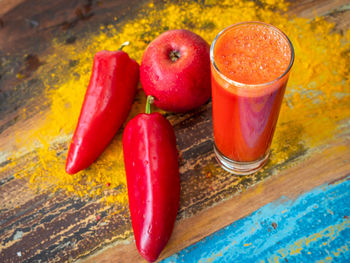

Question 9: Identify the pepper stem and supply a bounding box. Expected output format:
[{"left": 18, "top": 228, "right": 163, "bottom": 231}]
[
  {"left": 145, "top": 95, "right": 154, "bottom": 114},
  {"left": 119, "top": 41, "right": 130, "bottom": 51}
]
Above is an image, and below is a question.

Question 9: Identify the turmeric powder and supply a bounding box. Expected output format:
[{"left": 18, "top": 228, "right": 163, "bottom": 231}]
[{"left": 2, "top": 0, "right": 349, "bottom": 206}]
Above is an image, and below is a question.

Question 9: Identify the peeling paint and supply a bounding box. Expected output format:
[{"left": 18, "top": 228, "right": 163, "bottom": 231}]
[{"left": 162, "top": 176, "right": 350, "bottom": 262}]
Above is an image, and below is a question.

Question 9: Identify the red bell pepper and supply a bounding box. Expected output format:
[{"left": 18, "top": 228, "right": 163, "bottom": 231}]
[
  {"left": 123, "top": 96, "right": 180, "bottom": 262},
  {"left": 66, "top": 46, "right": 139, "bottom": 174}
]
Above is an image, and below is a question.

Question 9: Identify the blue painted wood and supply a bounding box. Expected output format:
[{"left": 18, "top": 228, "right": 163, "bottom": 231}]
[{"left": 162, "top": 176, "right": 350, "bottom": 263}]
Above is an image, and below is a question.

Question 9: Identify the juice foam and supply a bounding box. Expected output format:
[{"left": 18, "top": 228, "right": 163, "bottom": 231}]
[{"left": 214, "top": 23, "right": 291, "bottom": 85}]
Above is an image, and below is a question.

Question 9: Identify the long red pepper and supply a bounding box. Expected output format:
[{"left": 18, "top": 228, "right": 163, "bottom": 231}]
[
  {"left": 123, "top": 96, "right": 180, "bottom": 262},
  {"left": 66, "top": 45, "right": 139, "bottom": 174}
]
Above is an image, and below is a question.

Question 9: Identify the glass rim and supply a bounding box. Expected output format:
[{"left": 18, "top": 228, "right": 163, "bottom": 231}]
[{"left": 210, "top": 21, "right": 295, "bottom": 88}]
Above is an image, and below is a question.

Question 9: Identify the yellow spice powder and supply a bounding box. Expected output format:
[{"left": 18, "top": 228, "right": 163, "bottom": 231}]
[{"left": 3, "top": 0, "right": 350, "bottom": 206}]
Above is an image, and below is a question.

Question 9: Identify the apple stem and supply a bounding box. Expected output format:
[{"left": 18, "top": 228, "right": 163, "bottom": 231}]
[
  {"left": 119, "top": 41, "right": 130, "bottom": 51},
  {"left": 145, "top": 95, "right": 154, "bottom": 114},
  {"left": 169, "top": 50, "right": 181, "bottom": 62}
]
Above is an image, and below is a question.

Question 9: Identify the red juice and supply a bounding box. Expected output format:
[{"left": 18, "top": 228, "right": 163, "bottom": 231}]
[{"left": 210, "top": 22, "right": 294, "bottom": 174}]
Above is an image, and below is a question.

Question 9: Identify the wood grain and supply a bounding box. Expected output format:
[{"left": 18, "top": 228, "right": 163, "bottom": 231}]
[
  {"left": 0, "top": 0, "right": 150, "bottom": 150},
  {"left": 0, "top": 0, "right": 24, "bottom": 16},
  {"left": 0, "top": 0, "right": 350, "bottom": 262},
  {"left": 82, "top": 135, "right": 350, "bottom": 262},
  {"left": 287, "top": 0, "right": 350, "bottom": 18}
]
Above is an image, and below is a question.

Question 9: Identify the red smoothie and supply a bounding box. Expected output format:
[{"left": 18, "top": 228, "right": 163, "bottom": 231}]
[{"left": 211, "top": 22, "right": 293, "bottom": 164}]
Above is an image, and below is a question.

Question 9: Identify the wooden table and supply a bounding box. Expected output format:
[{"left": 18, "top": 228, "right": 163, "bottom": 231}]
[{"left": 1, "top": 0, "right": 349, "bottom": 262}]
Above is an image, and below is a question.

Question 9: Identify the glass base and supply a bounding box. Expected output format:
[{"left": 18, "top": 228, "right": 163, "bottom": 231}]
[{"left": 213, "top": 144, "right": 270, "bottom": 175}]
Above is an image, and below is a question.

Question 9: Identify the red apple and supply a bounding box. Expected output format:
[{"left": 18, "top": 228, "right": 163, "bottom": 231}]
[{"left": 140, "top": 29, "right": 211, "bottom": 113}]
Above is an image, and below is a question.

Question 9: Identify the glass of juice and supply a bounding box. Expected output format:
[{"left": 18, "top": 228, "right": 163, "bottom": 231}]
[{"left": 210, "top": 21, "right": 294, "bottom": 175}]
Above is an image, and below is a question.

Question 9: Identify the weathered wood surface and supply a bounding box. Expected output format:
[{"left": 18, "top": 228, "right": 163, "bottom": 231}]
[
  {"left": 0, "top": 0, "right": 349, "bottom": 262},
  {"left": 162, "top": 176, "right": 350, "bottom": 262},
  {"left": 84, "top": 134, "right": 350, "bottom": 262}
]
